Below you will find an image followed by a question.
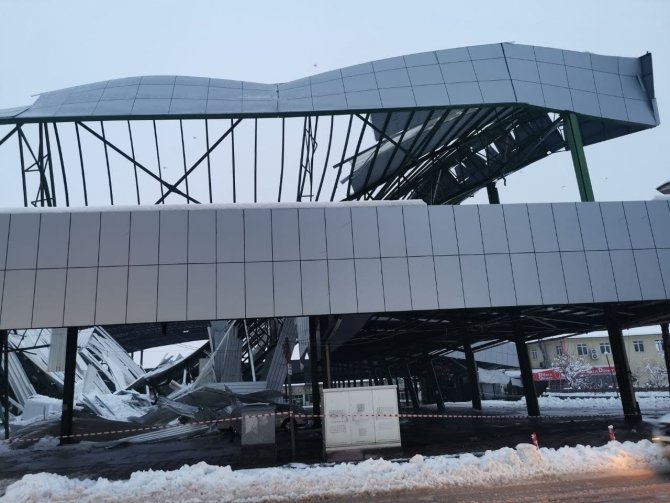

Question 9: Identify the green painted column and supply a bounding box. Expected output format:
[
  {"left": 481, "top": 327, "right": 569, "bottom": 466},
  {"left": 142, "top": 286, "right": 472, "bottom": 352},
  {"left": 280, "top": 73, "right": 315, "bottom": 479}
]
[{"left": 563, "top": 112, "right": 595, "bottom": 202}]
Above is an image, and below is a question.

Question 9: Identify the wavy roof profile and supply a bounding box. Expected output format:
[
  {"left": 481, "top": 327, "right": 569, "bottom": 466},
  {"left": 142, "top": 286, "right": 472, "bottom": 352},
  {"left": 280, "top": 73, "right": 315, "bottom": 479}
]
[{"left": 0, "top": 43, "right": 658, "bottom": 132}]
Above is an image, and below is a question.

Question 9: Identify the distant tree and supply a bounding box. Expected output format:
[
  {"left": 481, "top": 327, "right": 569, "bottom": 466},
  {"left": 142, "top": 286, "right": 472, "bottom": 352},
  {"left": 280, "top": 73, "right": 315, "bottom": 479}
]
[
  {"left": 642, "top": 360, "right": 667, "bottom": 388},
  {"left": 552, "top": 353, "right": 590, "bottom": 389}
]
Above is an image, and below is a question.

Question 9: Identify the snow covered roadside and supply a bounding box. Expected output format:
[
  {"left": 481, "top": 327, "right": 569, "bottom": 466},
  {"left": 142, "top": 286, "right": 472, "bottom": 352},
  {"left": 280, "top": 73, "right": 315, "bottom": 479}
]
[{"left": 2, "top": 440, "right": 665, "bottom": 502}]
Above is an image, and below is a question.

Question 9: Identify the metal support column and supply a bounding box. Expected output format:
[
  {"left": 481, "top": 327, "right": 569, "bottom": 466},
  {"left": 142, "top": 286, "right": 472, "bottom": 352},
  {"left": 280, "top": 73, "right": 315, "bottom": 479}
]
[
  {"left": 308, "top": 317, "right": 322, "bottom": 427},
  {"left": 563, "top": 112, "right": 595, "bottom": 202},
  {"left": 513, "top": 327, "right": 540, "bottom": 417},
  {"left": 463, "top": 341, "right": 482, "bottom": 411},
  {"left": 486, "top": 182, "right": 500, "bottom": 204},
  {"left": 403, "top": 364, "right": 420, "bottom": 410},
  {"left": 428, "top": 359, "right": 445, "bottom": 411},
  {"left": 2, "top": 330, "right": 9, "bottom": 440},
  {"left": 661, "top": 323, "right": 670, "bottom": 393},
  {"left": 60, "top": 327, "right": 79, "bottom": 444},
  {"left": 607, "top": 316, "right": 641, "bottom": 423}
]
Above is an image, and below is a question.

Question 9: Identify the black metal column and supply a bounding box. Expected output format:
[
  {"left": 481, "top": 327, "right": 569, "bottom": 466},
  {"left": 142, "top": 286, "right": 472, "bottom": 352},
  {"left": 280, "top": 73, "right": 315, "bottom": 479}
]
[
  {"left": 308, "top": 317, "right": 322, "bottom": 427},
  {"left": 514, "top": 329, "right": 540, "bottom": 417},
  {"left": 661, "top": 323, "right": 670, "bottom": 393},
  {"left": 403, "top": 363, "right": 419, "bottom": 410},
  {"left": 607, "top": 317, "right": 641, "bottom": 423},
  {"left": 463, "top": 341, "right": 482, "bottom": 411},
  {"left": 1, "top": 330, "right": 9, "bottom": 440},
  {"left": 60, "top": 327, "right": 79, "bottom": 444},
  {"left": 486, "top": 182, "right": 500, "bottom": 204},
  {"left": 428, "top": 359, "right": 445, "bottom": 411}
]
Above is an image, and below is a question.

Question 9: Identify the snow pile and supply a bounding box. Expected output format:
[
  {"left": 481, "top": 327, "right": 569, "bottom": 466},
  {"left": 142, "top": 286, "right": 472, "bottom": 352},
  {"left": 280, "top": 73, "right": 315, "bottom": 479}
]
[{"left": 2, "top": 440, "right": 664, "bottom": 502}]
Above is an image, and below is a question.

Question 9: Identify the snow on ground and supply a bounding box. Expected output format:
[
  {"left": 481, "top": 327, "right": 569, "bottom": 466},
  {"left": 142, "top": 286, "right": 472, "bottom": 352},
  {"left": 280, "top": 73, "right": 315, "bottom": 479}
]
[{"left": 1, "top": 440, "right": 665, "bottom": 502}]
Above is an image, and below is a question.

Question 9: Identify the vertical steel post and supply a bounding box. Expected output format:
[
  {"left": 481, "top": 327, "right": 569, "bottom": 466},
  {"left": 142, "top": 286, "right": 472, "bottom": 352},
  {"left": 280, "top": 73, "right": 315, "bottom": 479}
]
[
  {"left": 563, "top": 112, "right": 595, "bottom": 202},
  {"left": 2, "top": 330, "right": 9, "bottom": 440},
  {"left": 486, "top": 182, "right": 500, "bottom": 204},
  {"left": 309, "top": 317, "right": 322, "bottom": 427},
  {"left": 403, "top": 363, "right": 420, "bottom": 410},
  {"left": 606, "top": 315, "right": 641, "bottom": 423},
  {"left": 661, "top": 323, "right": 670, "bottom": 394},
  {"left": 514, "top": 324, "right": 540, "bottom": 417},
  {"left": 464, "top": 341, "right": 482, "bottom": 411},
  {"left": 428, "top": 359, "right": 445, "bottom": 411},
  {"left": 60, "top": 327, "right": 78, "bottom": 444}
]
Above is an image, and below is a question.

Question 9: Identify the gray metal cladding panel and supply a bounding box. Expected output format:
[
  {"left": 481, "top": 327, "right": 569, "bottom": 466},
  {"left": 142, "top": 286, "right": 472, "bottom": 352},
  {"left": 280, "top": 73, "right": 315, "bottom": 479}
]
[
  {"left": 273, "top": 261, "right": 302, "bottom": 317},
  {"left": 271, "top": 209, "right": 299, "bottom": 261},
  {"left": 157, "top": 264, "right": 187, "bottom": 322},
  {"left": 244, "top": 209, "right": 272, "bottom": 262},
  {"left": 623, "top": 202, "right": 654, "bottom": 249},
  {"left": 188, "top": 210, "right": 216, "bottom": 264},
  {"left": 244, "top": 262, "right": 274, "bottom": 318},
  {"left": 460, "top": 255, "right": 490, "bottom": 308},
  {"left": 325, "top": 207, "right": 354, "bottom": 260},
  {"left": 217, "top": 262, "right": 245, "bottom": 319},
  {"left": 6, "top": 213, "right": 40, "bottom": 269},
  {"left": 381, "top": 257, "right": 412, "bottom": 311},
  {"left": 403, "top": 206, "right": 432, "bottom": 257},
  {"left": 68, "top": 212, "right": 100, "bottom": 268},
  {"left": 552, "top": 203, "right": 583, "bottom": 251},
  {"left": 159, "top": 211, "right": 188, "bottom": 265},
  {"left": 560, "top": 252, "right": 593, "bottom": 303},
  {"left": 187, "top": 264, "right": 216, "bottom": 320},
  {"left": 633, "top": 250, "right": 666, "bottom": 300},
  {"left": 658, "top": 250, "right": 670, "bottom": 297},
  {"left": 95, "top": 266, "right": 128, "bottom": 325},
  {"left": 479, "top": 205, "right": 508, "bottom": 254},
  {"left": 64, "top": 267, "right": 97, "bottom": 326},
  {"left": 355, "top": 258, "right": 385, "bottom": 313},
  {"left": 535, "top": 252, "right": 568, "bottom": 304},
  {"left": 0, "top": 214, "right": 8, "bottom": 268},
  {"left": 528, "top": 204, "right": 558, "bottom": 252},
  {"left": 429, "top": 205, "right": 458, "bottom": 255},
  {"left": 1, "top": 269, "right": 36, "bottom": 329},
  {"left": 510, "top": 254, "right": 542, "bottom": 306},
  {"left": 434, "top": 255, "right": 464, "bottom": 308},
  {"left": 485, "top": 254, "right": 516, "bottom": 307},
  {"left": 126, "top": 265, "right": 158, "bottom": 323},
  {"left": 301, "top": 260, "right": 330, "bottom": 315},
  {"left": 129, "top": 211, "right": 159, "bottom": 266},
  {"left": 351, "top": 207, "right": 380, "bottom": 258},
  {"left": 31, "top": 269, "right": 66, "bottom": 328},
  {"left": 576, "top": 204, "right": 607, "bottom": 250},
  {"left": 585, "top": 251, "right": 618, "bottom": 302},
  {"left": 37, "top": 213, "right": 70, "bottom": 269},
  {"left": 453, "top": 205, "right": 483, "bottom": 254},
  {"left": 503, "top": 205, "right": 534, "bottom": 253},
  {"left": 609, "top": 250, "right": 642, "bottom": 301},
  {"left": 600, "top": 202, "right": 631, "bottom": 249},
  {"left": 217, "top": 209, "right": 244, "bottom": 262},
  {"left": 299, "top": 208, "right": 327, "bottom": 260},
  {"left": 377, "top": 206, "right": 407, "bottom": 257},
  {"left": 408, "top": 256, "right": 438, "bottom": 310},
  {"left": 328, "top": 259, "right": 358, "bottom": 314},
  {"left": 98, "top": 212, "right": 130, "bottom": 267},
  {"left": 646, "top": 201, "right": 670, "bottom": 248}
]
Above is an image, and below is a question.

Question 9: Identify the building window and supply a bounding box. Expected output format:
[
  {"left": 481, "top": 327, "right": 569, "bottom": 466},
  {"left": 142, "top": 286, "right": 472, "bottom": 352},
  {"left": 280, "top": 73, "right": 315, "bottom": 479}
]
[
  {"left": 577, "top": 344, "right": 588, "bottom": 356},
  {"left": 600, "top": 342, "right": 611, "bottom": 354},
  {"left": 555, "top": 345, "right": 563, "bottom": 356},
  {"left": 633, "top": 341, "right": 645, "bottom": 352},
  {"left": 656, "top": 340, "right": 664, "bottom": 352},
  {"left": 531, "top": 349, "right": 538, "bottom": 360}
]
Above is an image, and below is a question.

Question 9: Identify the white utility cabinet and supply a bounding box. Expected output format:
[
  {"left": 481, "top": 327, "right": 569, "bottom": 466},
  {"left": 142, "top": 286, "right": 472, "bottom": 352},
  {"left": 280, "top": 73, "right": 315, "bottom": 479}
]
[{"left": 322, "top": 385, "right": 401, "bottom": 452}]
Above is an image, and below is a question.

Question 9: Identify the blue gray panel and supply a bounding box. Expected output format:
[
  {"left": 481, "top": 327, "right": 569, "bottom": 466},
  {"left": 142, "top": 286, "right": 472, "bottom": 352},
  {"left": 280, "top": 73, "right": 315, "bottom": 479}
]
[
  {"left": 633, "top": 250, "right": 666, "bottom": 300},
  {"left": 528, "top": 204, "right": 558, "bottom": 252},
  {"left": 244, "top": 262, "right": 274, "bottom": 318},
  {"left": 658, "top": 250, "right": 670, "bottom": 297},
  {"left": 485, "top": 254, "right": 516, "bottom": 307},
  {"left": 0, "top": 215, "right": 8, "bottom": 268},
  {"left": 328, "top": 259, "right": 358, "bottom": 314},
  {"left": 1, "top": 269, "right": 36, "bottom": 329},
  {"left": 646, "top": 201, "right": 670, "bottom": 248},
  {"left": 217, "top": 209, "right": 244, "bottom": 262},
  {"left": 32, "top": 269, "right": 66, "bottom": 328},
  {"left": 429, "top": 205, "right": 458, "bottom": 255},
  {"left": 159, "top": 211, "right": 188, "bottom": 264},
  {"left": 378, "top": 206, "right": 407, "bottom": 257},
  {"left": 560, "top": 252, "right": 593, "bottom": 303},
  {"left": 381, "top": 258, "right": 412, "bottom": 311},
  {"left": 479, "top": 205, "right": 508, "bottom": 253},
  {"left": 301, "top": 260, "right": 330, "bottom": 315},
  {"left": 552, "top": 203, "right": 583, "bottom": 251},
  {"left": 434, "top": 255, "right": 464, "bottom": 308},
  {"left": 244, "top": 209, "right": 272, "bottom": 262},
  {"left": 600, "top": 202, "right": 631, "bottom": 249},
  {"left": 99, "top": 212, "right": 130, "bottom": 267},
  {"left": 408, "top": 256, "right": 438, "bottom": 310},
  {"left": 129, "top": 211, "right": 159, "bottom": 266},
  {"left": 403, "top": 205, "right": 432, "bottom": 257},
  {"left": 453, "top": 205, "right": 483, "bottom": 254},
  {"left": 535, "top": 253, "right": 568, "bottom": 304},
  {"left": 6, "top": 213, "right": 40, "bottom": 269},
  {"left": 352, "top": 207, "right": 380, "bottom": 258},
  {"left": 63, "top": 267, "right": 97, "bottom": 326},
  {"left": 299, "top": 208, "right": 327, "bottom": 260},
  {"left": 355, "top": 258, "right": 385, "bottom": 313},
  {"left": 460, "top": 255, "right": 490, "bottom": 308},
  {"left": 37, "top": 213, "right": 70, "bottom": 269},
  {"left": 271, "top": 208, "right": 299, "bottom": 261},
  {"left": 577, "top": 204, "right": 607, "bottom": 250},
  {"left": 273, "top": 261, "right": 302, "bottom": 317},
  {"left": 503, "top": 205, "right": 534, "bottom": 253},
  {"left": 68, "top": 212, "right": 100, "bottom": 268},
  {"left": 217, "top": 262, "right": 245, "bottom": 318},
  {"left": 187, "top": 264, "right": 216, "bottom": 320},
  {"left": 610, "top": 250, "right": 642, "bottom": 301},
  {"left": 623, "top": 202, "right": 654, "bottom": 249},
  {"left": 510, "top": 254, "right": 542, "bottom": 306},
  {"left": 585, "top": 251, "right": 618, "bottom": 302},
  {"left": 95, "top": 266, "right": 128, "bottom": 325},
  {"left": 325, "top": 207, "right": 354, "bottom": 259},
  {"left": 157, "top": 264, "right": 187, "bottom": 322},
  {"left": 126, "top": 265, "right": 158, "bottom": 323},
  {"left": 188, "top": 210, "right": 216, "bottom": 263}
]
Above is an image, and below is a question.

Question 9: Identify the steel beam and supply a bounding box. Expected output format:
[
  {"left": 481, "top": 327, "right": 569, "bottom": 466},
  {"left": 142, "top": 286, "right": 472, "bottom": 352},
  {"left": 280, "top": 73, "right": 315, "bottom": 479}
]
[
  {"left": 513, "top": 327, "right": 540, "bottom": 417},
  {"left": 59, "top": 327, "right": 79, "bottom": 445},
  {"left": 486, "top": 182, "right": 500, "bottom": 204},
  {"left": 563, "top": 112, "right": 595, "bottom": 202},
  {"left": 607, "top": 315, "right": 641, "bottom": 423},
  {"left": 403, "top": 363, "right": 420, "bottom": 410},
  {"left": 2, "top": 330, "right": 8, "bottom": 440},
  {"left": 463, "top": 341, "right": 482, "bottom": 411},
  {"left": 662, "top": 323, "right": 670, "bottom": 394},
  {"left": 428, "top": 358, "right": 445, "bottom": 411}
]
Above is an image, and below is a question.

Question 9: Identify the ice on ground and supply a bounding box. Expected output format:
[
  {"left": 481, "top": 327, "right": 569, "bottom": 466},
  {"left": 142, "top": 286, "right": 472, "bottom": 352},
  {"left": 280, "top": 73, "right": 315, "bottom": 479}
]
[{"left": 2, "top": 440, "right": 664, "bottom": 502}]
